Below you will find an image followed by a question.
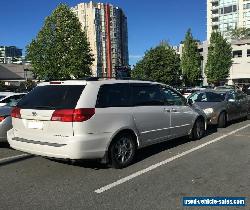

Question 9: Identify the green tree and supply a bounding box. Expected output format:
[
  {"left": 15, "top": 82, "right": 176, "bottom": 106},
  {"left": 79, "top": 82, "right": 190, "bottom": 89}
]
[
  {"left": 205, "top": 31, "right": 232, "bottom": 85},
  {"left": 26, "top": 4, "right": 94, "bottom": 80},
  {"left": 18, "top": 80, "right": 37, "bottom": 92},
  {"left": 132, "top": 43, "right": 181, "bottom": 86},
  {"left": 228, "top": 27, "right": 250, "bottom": 40},
  {"left": 181, "top": 29, "right": 202, "bottom": 86},
  {"left": 0, "top": 81, "right": 5, "bottom": 91}
]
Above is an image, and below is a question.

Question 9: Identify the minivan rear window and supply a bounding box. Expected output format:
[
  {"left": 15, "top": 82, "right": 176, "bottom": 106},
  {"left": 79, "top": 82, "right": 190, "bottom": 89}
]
[{"left": 17, "top": 85, "right": 85, "bottom": 109}]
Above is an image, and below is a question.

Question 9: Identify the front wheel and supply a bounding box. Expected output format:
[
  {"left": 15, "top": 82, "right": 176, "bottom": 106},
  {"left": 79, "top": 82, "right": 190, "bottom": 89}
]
[
  {"left": 191, "top": 117, "right": 205, "bottom": 140},
  {"left": 218, "top": 112, "right": 227, "bottom": 128},
  {"left": 109, "top": 133, "right": 136, "bottom": 169}
]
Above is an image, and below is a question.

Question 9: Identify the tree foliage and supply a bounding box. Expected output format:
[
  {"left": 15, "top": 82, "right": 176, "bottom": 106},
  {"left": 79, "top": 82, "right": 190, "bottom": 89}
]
[
  {"left": 205, "top": 31, "right": 232, "bottom": 85},
  {"left": 17, "top": 80, "right": 37, "bottom": 92},
  {"left": 181, "top": 29, "right": 202, "bottom": 86},
  {"left": 132, "top": 43, "right": 181, "bottom": 86},
  {"left": 26, "top": 4, "right": 94, "bottom": 80},
  {"left": 228, "top": 27, "right": 250, "bottom": 40}
]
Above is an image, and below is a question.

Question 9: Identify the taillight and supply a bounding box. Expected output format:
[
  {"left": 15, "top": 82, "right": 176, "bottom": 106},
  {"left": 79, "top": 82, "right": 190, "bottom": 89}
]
[
  {"left": 51, "top": 108, "right": 95, "bottom": 122},
  {"left": 0, "top": 116, "right": 6, "bottom": 122},
  {"left": 11, "top": 107, "right": 21, "bottom": 119}
]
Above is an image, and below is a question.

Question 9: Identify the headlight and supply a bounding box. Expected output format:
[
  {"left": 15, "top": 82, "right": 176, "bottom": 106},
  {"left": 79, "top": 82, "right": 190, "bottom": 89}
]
[{"left": 204, "top": 108, "right": 214, "bottom": 115}]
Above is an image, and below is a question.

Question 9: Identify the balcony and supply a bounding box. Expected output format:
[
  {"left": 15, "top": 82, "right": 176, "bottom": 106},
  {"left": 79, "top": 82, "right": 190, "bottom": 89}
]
[
  {"left": 211, "top": 0, "right": 219, "bottom": 7},
  {"left": 212, "top": 25, "right": 219, "bottom": 30},
  {"left": 212, "top": 16, "right": 219, "bottom": 23},
  {"left": 212, "top": 8, "right": 219, "bottom": 15}
]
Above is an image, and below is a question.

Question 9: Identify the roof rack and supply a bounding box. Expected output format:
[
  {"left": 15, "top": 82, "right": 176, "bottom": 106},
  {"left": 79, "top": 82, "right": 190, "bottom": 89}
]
[{"left": 79, "top": 76, "right": 132, "bottom": 81}]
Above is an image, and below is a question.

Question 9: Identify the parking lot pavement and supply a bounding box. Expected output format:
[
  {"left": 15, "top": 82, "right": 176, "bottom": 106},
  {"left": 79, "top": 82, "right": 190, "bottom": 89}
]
[
  {"left": 0, "top": 120, "right": 249, "bottom": 210},
  {"left": 0, "top": 142, "right": 28, "bottom": 159}
]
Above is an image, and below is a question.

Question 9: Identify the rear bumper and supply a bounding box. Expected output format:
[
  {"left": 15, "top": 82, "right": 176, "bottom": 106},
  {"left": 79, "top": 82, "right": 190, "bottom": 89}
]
[{"left": 7, "top": 129, "right": 111, "bottom": 160}]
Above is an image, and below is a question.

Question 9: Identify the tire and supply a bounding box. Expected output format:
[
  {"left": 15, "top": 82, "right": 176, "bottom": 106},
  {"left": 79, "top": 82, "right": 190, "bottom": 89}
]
[
  {"left": 109, "top": 133, "right": 136, "bottom": 169},
  {"left": 191, "top": 117, "right": 205, "bottom": 140},
  {"left": 218, "top": 112, "right": 227, "bottom": 128}
]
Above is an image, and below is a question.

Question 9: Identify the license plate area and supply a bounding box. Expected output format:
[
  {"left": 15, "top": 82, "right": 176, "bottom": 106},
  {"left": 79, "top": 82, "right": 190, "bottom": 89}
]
[{"left": 27, "top": 120, "right": 43, "bottom": 129}]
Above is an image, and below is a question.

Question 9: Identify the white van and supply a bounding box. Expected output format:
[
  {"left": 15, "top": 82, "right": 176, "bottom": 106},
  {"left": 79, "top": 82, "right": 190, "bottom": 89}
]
[{"left": 8, "top": 79, "right": 206, "bottom": 168}]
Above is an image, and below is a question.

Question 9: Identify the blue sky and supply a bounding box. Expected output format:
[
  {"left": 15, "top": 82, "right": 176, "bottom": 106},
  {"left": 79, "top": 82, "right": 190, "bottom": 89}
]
[{"left": 1, "top": 0, "right": 206, "bottom": 66}]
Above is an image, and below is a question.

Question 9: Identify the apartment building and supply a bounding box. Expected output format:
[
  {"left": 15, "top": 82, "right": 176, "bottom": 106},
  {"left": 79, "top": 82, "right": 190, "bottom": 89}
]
[
  {"left": 72, "top": 1, "right": 129, "bottom": 77},
  {"left": 206, "top": 0, "right": 250, "bottom": 85},
  {"left": 207, "top": 0, "right": 250, "bottom": 40},
  {"left": 175, "top": 39, "right": 250, "bottom": 85}
]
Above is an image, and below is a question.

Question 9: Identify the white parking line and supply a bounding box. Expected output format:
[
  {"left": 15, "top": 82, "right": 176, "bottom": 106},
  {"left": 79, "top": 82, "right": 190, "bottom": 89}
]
[
  {"left": 95, "top": 124, "right": 250, "bottom": 194},
  {"left": 0, "top": 154, "right": 33, "bottom": 165}
]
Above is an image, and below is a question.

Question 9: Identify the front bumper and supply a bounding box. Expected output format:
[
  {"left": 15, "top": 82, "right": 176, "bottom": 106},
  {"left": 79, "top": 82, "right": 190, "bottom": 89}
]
[{"left": 206, "top": 113, "right": 219, "bottom": 125}]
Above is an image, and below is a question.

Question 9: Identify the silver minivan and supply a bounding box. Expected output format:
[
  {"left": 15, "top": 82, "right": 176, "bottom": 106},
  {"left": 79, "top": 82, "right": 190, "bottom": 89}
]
[{"left": 8, "top": 79, "right": 206, "bottom": 168}]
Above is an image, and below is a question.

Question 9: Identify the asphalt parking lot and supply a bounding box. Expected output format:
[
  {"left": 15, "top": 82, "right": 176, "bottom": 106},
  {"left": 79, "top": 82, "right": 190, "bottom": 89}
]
[{"left": 0, "top": 120, "right": 250, "bottom": 210}]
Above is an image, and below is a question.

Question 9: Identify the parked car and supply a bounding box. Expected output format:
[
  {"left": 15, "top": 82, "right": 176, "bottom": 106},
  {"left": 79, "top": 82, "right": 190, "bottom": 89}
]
[
  {"left": 188, "top": 89, "right": 249, "bottom": 127},
  {"left": 182, "top": 88, "right": 198, "bottom": 98},
  {"left": 7, "top": 79, "right": 207, "bottom": 168},
  {"left": 0, "top": 92, "right": 26, "bottom": 107},
  {"left": 214, "top": 85, "right": 240, "bottom": 91},
  {"left": 0, "top": 95, "right": 26, "bottom": 142}
]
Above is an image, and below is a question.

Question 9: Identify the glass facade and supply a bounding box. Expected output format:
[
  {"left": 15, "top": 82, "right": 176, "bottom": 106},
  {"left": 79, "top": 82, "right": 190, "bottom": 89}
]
[{"left": 218, "top": 0, "right": 238, "bottom": 36}]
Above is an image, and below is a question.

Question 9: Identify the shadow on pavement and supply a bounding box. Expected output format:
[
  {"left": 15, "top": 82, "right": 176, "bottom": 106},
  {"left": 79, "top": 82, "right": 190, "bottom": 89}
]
[
  {"left": 0, "top": 155, "right": 33, "bottom": 167},
  {"left": 51, "top": 126, "right": 220, "bottom": 170},
  {"left": 0, "top": 142, "right": 10, "bottom": 148},
  {"left": 52, "top": 158, "right": 109, "bottom": 170}
]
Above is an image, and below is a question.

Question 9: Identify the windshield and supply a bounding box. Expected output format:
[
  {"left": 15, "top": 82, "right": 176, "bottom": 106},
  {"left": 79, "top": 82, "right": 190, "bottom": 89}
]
[
  {"left": 17, "top": 85, "right": 85, "bottom": 109},
  {"left": 189, "top": 92, "right": 226, "bottom": 103}
]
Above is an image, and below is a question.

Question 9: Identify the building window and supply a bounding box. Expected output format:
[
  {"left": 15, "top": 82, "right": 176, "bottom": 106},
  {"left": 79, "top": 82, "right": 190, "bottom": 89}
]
[
  {"left": 220, "top": 5, "right": 237, "bottom": 14},
  {"left": 233, "top": 50, "right": 242, "bottom": 58},
  {"left": 247, "top": 49, "right": 250, "bottom": 57},
  {"left": 244, "top": 3, "right": 250, "bottom": 9}
]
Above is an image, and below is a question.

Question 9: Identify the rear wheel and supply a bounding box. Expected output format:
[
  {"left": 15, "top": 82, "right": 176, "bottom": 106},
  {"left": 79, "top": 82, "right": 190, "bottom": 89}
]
[
  {"left": 109, "top": 133, "right": 136, "bottom": 169},
  {"left": 247, "top": 113, "right": 250, "bottom": 120},
  {"left": 218, "top": 112, "right": 227, "bottom": 128},
  {"left": 191, "top": 117, "right": 205, "bottom": 140}
]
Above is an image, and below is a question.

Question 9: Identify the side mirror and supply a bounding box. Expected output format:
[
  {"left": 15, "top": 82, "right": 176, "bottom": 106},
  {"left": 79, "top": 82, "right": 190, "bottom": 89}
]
[{"left": 187, "top": 98, "right": 193, "bottom": 105}]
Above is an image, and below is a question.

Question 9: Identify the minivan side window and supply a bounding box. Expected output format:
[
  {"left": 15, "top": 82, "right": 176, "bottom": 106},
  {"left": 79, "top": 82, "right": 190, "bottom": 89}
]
[
  {"left": 96, "top": 84, "right": 131, "bottom": 108},
  {"left": 162, "top": 88, "right": 186, "bottom": 106},
  {"left": 132, "top": 85, "right": 164, "bottom": 106}
]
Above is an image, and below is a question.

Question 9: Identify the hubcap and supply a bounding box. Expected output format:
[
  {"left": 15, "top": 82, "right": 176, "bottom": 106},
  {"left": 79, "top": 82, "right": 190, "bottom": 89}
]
[{"left": 114, "top": 137, "right": 133, "bottom": 164}]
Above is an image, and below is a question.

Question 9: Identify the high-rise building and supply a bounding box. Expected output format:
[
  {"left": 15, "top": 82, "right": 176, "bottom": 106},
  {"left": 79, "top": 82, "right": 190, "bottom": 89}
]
[
  {"left": 0, "top": 46, "right": 22, "bottom": 64},
  {"left": 207, "top": 0, "right": 250, "bottom": 40},
  {"left": 72, "top": 1, "right": 129, "bottom": 77}
]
